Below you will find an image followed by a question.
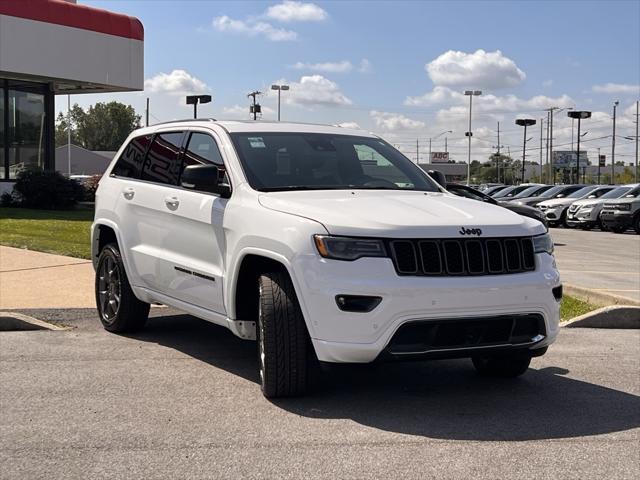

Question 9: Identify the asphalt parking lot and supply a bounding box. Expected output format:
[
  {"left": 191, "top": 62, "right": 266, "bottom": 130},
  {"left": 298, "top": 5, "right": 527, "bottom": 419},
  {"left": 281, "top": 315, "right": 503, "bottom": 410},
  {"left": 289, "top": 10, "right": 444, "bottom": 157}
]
[
  {"left": 550, "top": 228, "right": 640, "bottom": 303},
  {"left": 1, "top": 309, "right": 639, "bottom": 480}
]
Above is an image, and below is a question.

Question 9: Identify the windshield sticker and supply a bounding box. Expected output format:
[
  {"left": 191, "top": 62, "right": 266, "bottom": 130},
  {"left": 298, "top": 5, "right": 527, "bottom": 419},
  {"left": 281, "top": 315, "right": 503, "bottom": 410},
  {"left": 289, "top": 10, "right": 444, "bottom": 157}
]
[{"left": 248, "top": 137, "right": 266, "bottom": 148}]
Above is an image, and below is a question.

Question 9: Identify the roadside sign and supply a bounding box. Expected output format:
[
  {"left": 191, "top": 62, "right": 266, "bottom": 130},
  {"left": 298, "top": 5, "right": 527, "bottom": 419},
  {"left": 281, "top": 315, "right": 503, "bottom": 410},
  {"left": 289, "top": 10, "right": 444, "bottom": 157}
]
[
  {"left": 599, "top": 154, "right": 606, "bottom": 167},
  {"left": 431, "top": 151, "right": 449, "bottom": 163}
]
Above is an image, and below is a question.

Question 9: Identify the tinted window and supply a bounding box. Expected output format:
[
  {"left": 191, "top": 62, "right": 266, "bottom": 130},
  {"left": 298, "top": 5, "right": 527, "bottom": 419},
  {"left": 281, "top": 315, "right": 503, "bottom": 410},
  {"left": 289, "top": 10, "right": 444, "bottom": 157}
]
[
  {"left": 141, "top": 132, "right": 184, "bottom": 185},
  {"left": 112, "top": 134, "right": 152, "bottom": 178},
  {"left": 230, "top": 133, "right": 439, "bottom": 192},
  {"left": 601, "top": 186, "right": 632, "bottom": 199},
  {"left": 182, "top": 132, "right": 227, "bottom": 183}
]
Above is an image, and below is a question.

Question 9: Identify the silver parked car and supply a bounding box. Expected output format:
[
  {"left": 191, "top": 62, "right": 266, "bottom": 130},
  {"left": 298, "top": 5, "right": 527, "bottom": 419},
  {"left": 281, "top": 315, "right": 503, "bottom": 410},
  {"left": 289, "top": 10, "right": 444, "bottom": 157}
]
[{"left": 566, "top": 184, "right": 640, "bottom": 230}]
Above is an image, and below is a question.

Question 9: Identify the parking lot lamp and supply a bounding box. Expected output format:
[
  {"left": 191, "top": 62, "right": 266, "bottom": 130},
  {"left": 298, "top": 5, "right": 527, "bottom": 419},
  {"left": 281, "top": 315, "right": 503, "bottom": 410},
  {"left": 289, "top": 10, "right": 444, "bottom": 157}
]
[
  {"left": 515, "top": 118, "right": 536, "bottom": 183},
  {"left": 271, "top": 84, "right": 290, "bottom": 121},
  {"left": 464, "top": 90, "right": 482, "bottom": 184},
  {"left": 568, "top": 111, "right": 592, "bottom": 184},
  {"left": 186, "top": 95, "right": 212, "bottom": 119}
]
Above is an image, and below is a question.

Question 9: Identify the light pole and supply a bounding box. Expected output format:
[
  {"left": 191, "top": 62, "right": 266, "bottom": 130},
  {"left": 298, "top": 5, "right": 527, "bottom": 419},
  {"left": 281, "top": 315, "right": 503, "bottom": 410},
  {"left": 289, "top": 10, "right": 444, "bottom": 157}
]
[
  {"left": 611, "top": 101, "right": 619, "bottom": 184},
  {"left": 545, "top": 106, "right": 572, "bottom": 184},
  {"left": 515, "top": 118, "right": 536, "bottom": 183},
  {"left": 568, "top": 110, "right": 591, "bottom": 184},
  {"left": 464, "top": 90, "right": 481, "bottom": 184},
  {"left": 271, "top": 84, "right": 289, "bottom": 121},
  {"left": 186, "top": 94, "right": 212, "bottom": 119},
  {"left": 428, "top": 130, "right": 452, "bottom": 162}
]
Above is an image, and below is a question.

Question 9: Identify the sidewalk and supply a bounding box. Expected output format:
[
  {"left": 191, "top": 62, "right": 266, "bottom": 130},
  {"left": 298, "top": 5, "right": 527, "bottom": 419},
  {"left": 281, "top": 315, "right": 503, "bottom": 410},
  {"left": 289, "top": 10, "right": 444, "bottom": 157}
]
[{"left": 0, "top": 246, "right": 94, "bottom": 309}]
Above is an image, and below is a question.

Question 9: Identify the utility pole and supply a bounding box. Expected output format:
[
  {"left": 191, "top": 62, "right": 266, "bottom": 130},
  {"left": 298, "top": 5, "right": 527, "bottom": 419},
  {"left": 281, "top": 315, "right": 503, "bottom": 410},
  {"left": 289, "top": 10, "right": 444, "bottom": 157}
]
[
  {"left": 67, "top": 94, "right": 71, "bottom": 177},
  {"left": 496, "top": 121, "right": 501, "bottom": 183},
  {"left": 416, "top": 139, "right": 419, "bottom": 164},
  {"left": 464, "top": 90, "right": 482, "bottom": 184},
  {"left": 247, "top": 91, "right": 262, "bottom": 120},
  {"left": 635, "top": 100, "right": 639, "bottom": 183},
  {"left": 145, "top": 97, "right": 149, "bottom": 127},
  {"left": 445, "top": 137, "right": 448, "bottom": 153},
  {"left": 428, "top": 138, "right": 431, "bottom": 162},
  {"left": 539, "top": 118, "right": 543, "bottom": 182},
  {"left": 612, "top": 101, "right": 619, "bottom": 184},
  {"left": 545, "top": 110, "right": 550, "bottom": 183},
  {"left": 597, "top": 147, "right": 601, "bottom": 184}
]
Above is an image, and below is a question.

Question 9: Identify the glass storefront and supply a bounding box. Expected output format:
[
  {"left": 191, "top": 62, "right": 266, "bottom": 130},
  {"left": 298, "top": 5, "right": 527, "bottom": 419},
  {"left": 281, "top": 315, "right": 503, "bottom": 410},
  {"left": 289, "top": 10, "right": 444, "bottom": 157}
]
[
  {"left": 1, "top": 79, "right": 50, "bottom": 180},
  {"left": 0, "top": 85, "right": 4, "bottom": 179}
]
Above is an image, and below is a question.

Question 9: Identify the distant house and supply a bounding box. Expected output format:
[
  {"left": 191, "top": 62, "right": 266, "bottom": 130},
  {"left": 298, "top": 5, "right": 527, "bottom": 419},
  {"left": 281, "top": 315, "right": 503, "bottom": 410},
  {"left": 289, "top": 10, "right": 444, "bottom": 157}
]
[
  {"left": 418, "top": 163, "right": 467, "bottom": 182},
  {"left": 55, "top": 144, "right": 116, "bottom": 176}
]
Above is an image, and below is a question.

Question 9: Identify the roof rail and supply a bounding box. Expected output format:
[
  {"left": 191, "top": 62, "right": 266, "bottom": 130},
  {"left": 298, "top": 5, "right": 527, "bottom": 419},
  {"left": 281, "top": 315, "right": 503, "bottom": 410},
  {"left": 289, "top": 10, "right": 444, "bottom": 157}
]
[{"left": 151, "top": 118, "right": 217, "bottom": 126}]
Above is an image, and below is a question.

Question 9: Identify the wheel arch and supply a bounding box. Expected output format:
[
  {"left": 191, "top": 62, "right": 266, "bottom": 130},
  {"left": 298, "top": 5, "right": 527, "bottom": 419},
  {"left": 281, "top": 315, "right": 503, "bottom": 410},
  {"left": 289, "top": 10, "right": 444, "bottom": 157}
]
[{"left": 228, "top": 249, "right": 314, "bottom": 336}]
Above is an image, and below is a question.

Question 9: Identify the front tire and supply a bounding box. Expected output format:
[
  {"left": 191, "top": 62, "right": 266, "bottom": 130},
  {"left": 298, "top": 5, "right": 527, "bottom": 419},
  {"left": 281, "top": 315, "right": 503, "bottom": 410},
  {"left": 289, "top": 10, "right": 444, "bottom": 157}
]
[
  {"left": 633, "top": 214, "right": 640, "bottom": 234},
  {"left": 95, "top": 243, "right": 149, "bottom": 333},
  {"left": 258, "top": 271, "right": 311, "bottom": 398},
  {"left": 472, "top": 353, "right": 531, "bottom": 378}
]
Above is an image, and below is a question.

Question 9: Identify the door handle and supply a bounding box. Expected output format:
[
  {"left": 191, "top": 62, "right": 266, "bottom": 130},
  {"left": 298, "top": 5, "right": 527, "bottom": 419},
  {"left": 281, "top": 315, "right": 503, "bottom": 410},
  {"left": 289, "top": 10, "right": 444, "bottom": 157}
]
[
  {"left": 164, "top": 196, "right": 180, "bottom": 210},
  {"left": 122, "top": 187, "right": 135, "bottom": 200}
]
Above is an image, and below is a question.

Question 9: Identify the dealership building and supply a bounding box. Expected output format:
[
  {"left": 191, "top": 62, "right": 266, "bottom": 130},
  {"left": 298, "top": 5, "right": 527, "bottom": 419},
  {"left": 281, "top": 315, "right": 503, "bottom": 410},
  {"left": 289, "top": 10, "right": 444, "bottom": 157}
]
[{"left": 0, "top": 0, "right": 143, "bottom": 192}]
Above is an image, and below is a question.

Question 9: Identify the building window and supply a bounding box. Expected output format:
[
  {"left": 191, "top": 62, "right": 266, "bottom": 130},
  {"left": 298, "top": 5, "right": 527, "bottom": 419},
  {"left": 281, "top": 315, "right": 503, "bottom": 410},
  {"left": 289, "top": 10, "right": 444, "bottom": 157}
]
[
  {"left": 0, "top": 80, "right": 49, "bottom": 180},
  {"left": 0, "top": 86, "right": 4, "bottom": 179}
]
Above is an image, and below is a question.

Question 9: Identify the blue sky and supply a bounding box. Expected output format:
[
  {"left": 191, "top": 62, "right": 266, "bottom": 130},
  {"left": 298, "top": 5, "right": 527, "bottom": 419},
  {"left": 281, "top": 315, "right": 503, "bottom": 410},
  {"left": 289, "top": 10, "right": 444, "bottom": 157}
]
[{"left": 60, "top": 0, "right": 640, "bottom": 164}]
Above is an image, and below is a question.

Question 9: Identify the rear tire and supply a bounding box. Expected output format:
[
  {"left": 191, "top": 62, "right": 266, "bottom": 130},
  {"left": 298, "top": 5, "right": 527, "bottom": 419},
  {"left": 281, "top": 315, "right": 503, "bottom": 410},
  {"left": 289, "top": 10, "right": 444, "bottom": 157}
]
[
  {"left": 611, "top": 226, "right": 626, "bottom": 234},
  {"left": 472, "top": 353, "right": 531, "bottom": 378},
  {"left": 633, "top": 214, "right": 640, "bottom": 235},
  {"left": 258, "top": 271, "right": 312, "bottom": 398},
  {"left": 95, "top": 244, "right": 149, "bottom": 333}
]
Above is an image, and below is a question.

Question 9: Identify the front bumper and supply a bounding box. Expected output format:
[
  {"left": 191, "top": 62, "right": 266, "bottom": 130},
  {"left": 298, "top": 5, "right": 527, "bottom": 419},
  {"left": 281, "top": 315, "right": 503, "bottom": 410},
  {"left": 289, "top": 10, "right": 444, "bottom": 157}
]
[
  {"left": 293, "top": 254, "right": 561, "bottom": 363},
  {"left": 600, "top": 211, "right": 633, "bottom": 229},
  {"left": 566, "top": 208, "right": 598, "bottom": 226}
]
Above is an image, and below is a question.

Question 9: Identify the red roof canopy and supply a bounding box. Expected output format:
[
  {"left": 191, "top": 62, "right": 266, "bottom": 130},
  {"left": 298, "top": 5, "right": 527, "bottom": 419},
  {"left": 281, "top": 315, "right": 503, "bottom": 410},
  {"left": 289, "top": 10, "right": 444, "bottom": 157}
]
[{"left": 0, "top": 0, "right": 144, "bottom": 41}]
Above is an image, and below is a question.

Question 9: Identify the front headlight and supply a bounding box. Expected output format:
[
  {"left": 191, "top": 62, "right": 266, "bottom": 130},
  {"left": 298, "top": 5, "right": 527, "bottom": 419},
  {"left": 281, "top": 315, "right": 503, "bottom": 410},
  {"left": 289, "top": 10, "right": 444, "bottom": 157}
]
[
  {"left": 533, "top": 233, "right": 554, "bottom": 255},
  {"left": 580, "top": 203, "right": 597, "bottom": 210},
  {"left": 314, "top": 235, "right": 387, "bottom": 261}
]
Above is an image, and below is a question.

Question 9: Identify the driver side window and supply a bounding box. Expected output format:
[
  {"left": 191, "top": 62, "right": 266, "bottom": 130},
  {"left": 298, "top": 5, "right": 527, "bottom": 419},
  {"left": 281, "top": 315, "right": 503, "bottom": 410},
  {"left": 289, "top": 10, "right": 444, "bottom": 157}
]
[{"left": 181, "top": 132, "right": 228, "bottom": 184}]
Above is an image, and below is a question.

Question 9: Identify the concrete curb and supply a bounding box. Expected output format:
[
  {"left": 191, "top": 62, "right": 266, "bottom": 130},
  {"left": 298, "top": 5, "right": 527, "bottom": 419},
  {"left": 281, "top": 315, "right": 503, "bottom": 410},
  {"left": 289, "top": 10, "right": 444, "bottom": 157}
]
[
  {"left": 563, "top": 305, "right": 640, "bottom": 329},
  {"left": 564, "top": 283, "right": 639, "bottom": 307},
  {"left": 0, "top": 312, "right": 70, "bottom": 331}
]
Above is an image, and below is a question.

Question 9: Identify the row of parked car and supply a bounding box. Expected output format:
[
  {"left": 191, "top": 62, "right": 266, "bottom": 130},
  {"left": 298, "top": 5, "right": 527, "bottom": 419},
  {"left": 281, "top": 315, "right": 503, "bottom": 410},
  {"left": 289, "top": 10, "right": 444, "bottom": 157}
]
[{"left": 470, "top": 182, "right": 640, "bottom": 234}]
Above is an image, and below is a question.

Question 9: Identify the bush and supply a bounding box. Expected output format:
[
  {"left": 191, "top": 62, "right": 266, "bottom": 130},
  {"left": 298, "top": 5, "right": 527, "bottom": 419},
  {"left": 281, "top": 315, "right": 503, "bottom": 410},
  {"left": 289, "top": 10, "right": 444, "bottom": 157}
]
[
  {"left": 82, "top": 174, "right": 102, "bottom": 202},
  {"left": 13, "top": 169, "right": 84, "bottom": 210},
  {"left": 0, "top": 192, "right": 14, "bottom": 207}
]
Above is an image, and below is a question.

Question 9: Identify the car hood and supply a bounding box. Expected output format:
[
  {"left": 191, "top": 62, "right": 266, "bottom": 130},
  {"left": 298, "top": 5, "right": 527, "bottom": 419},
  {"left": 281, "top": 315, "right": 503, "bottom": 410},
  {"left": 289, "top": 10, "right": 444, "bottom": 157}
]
[
  {"left": 570, "top": 197, "right": 609, "bottom": 207},
  {"left": 537, "top": 198, "right": 575, "bottom": 208},
  {"left": 258, "top": 190, "right": 545, "bottom": 238}
]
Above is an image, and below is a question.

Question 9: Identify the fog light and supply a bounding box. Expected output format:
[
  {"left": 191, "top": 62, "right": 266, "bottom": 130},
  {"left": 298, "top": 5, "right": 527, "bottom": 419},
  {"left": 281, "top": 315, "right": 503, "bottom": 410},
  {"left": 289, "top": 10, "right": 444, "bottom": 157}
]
[
  {"left": 552, "top": 285, "right": 563, "bottom": 301},
  {"left": 335, "top": 295, "right": 382, "bottom": 313}
]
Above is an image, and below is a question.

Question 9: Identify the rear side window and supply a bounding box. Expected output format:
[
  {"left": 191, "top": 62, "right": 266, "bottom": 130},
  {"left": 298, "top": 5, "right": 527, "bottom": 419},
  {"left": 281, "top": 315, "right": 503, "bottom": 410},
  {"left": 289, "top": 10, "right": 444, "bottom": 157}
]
[
  {"left": 141, "top": 132, "right": 184, "bottom": 185},
  {"left": 111, "top": 134, "right": 152, "bottom": 178}
]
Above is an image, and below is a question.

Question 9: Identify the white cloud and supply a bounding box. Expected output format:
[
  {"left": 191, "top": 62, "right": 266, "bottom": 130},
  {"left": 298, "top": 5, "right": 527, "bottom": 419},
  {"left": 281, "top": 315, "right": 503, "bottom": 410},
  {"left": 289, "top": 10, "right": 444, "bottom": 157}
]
[
  {"left": 405, "top": 86, "right": 574, "bottom": 115},
  {"left": 291, "top": 60, "right": 353, "bottom": 73},
  {"left": 358, "top": 58, "right": 372, "bottom": 73},
  {"left": 426, "top": 49, "right": 526, "bottom": 89},
  {"left": 336, "top": 122, "right": 361, "bottom": 129},
  {"left": 370, "top": 111, "right": 425, "bottom": 131},
  {"left": 144, "top": 70, "right": 209, "bottom": 95},
  {"left": 213, "top": 15, "right": 297, "bottom": 41},
  {"left": 592, "top": 83, "right": 640, "bottom": 95},
  {"left": 266, "top": 1, "right": 328, "bottom": 22},
  {"left": 272, "top": 75, "right": 352, "bottom": 107}
]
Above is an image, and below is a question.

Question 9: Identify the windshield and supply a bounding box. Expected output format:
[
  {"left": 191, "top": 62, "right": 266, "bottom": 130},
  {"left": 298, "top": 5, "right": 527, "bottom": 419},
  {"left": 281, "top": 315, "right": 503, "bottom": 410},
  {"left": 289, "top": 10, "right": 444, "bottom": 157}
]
[
  {"left": 492, "top": 186, "right": 518, "bottom": 198},
  {"left": 537, "top": 185, "right": 566, "bottom": 198},
  {"left": 512, "top": 185, "right": 550, "bottom": 199},
  {"left": 600, "top": 187, "right": 632, "bottom": 199},
  {"left": 568, "top": 186, "right": 597, "bottom": 198},
  {"left": 624, "top": 186, "right": 640, "bottom": 198},
  {"left": 230, "top": 133, "right": 440, "bottom": 192}
]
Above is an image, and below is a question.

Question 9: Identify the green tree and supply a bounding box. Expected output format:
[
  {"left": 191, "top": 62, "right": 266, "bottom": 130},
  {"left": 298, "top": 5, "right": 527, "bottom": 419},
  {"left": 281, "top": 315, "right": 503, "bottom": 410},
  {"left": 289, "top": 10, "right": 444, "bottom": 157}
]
[{"left": 55, "top": 101, "right": 141, "bottom": 150}]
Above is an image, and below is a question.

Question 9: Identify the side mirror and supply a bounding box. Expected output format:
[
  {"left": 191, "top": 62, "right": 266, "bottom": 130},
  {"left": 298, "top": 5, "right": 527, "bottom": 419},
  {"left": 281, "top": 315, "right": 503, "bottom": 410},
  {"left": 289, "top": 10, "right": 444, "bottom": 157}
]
[
  {"left": 427, "top": 169, "right": 446, "bottom": 187},
  {"left": 181, "top": 164, "right": 231, "bottom": 197},
  {"left": 587, "top": 194, "right": 596, "bottom": 199},
  {"left": 556, "top": 194, "right": 565, "bottom": 198}
]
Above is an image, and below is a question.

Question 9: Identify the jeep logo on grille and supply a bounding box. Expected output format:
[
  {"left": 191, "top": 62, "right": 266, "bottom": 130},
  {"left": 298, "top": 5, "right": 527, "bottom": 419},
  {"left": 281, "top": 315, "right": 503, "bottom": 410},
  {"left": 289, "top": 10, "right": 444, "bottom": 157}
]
[{"left": 459, "top": 227, "right": 482, "bottom": 236}]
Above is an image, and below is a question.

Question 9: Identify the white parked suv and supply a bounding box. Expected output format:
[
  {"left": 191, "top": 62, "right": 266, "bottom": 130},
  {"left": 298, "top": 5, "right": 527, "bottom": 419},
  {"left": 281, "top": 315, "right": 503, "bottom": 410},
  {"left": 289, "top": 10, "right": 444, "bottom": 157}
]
[{"left": 92, "top": 120, "right": 561, "bottom": 397}]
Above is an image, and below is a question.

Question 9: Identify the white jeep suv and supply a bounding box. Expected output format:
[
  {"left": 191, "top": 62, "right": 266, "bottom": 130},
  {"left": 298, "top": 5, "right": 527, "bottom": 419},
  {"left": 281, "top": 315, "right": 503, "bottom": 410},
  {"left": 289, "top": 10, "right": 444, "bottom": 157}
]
[{"left": 92, "top": 120, "right": 561, "bottom": 397}]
